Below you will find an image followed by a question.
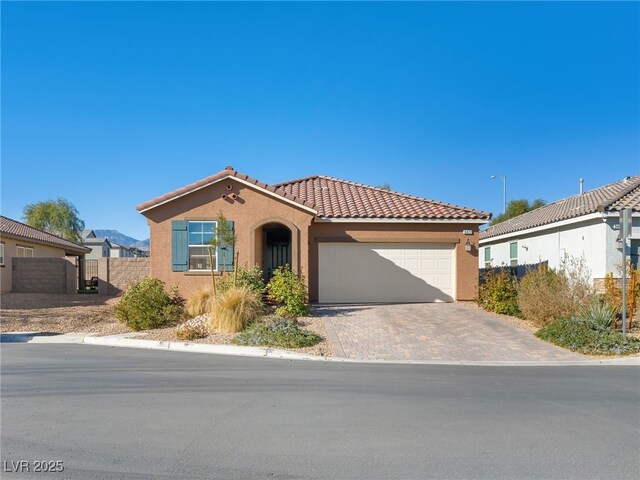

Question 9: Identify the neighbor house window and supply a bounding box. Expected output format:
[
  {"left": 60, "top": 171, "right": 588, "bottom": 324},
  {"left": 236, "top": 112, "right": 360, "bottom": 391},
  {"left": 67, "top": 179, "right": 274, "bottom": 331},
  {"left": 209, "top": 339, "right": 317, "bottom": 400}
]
[
  {"left": 188, "top": 221, "right": 217, "bottom": 271},
  {"left": 509, "top": 242, "right": 518, "bottom": 267},
  {"left": 484, "top": 247, "right": 491, "bottom": 268},
  {"left": 0, "top": 243, "right": 4, "bottom": 265},
  {"left": 16, "top": 246, "right": 34, "bottom": 258}
]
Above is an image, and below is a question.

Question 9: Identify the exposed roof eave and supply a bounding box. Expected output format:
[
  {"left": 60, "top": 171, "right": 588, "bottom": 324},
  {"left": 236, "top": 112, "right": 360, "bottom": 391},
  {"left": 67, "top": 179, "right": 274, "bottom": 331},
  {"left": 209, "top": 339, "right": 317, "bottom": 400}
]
[
  {"left": 0, "top": 231, "right": 91, "bottom": 255},
  {"left": 137, "top": 169, "right": 317, "bottom": 215}
]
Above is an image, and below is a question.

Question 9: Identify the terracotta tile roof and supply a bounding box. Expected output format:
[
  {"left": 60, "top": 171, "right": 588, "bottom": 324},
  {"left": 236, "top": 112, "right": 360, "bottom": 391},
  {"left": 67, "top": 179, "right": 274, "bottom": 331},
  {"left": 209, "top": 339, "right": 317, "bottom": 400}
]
[
  {"left": 480, "top": 176, "right": 640, "bottom": 240},
  {"left": 136, "top": 167, "right": 315, "bottom": 213},
  {"left": 0, "top": 216, "right": 90, "bottom": 255},
  {"left": 137, "top": 167, "right": 490, "bottom": 221},
  {"left": 273, "top": 175, "right": 491, "bottom": 220}
]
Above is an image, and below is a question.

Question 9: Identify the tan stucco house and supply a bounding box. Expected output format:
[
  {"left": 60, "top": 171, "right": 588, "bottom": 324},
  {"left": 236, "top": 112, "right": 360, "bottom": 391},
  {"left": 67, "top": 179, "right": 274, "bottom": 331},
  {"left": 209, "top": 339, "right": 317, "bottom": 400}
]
[
  {"left": 0, "top": 215, "right": 90, "bottom": 293},
  {"left": 137, "top": 167, "right": 491, "bottom": 303}
]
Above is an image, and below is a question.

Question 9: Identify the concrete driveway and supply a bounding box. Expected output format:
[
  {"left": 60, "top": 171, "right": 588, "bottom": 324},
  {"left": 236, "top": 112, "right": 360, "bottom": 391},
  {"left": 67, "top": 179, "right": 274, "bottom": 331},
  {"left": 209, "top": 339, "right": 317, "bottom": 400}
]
[{"left": 318, "top": 303, "right": 584, "bottom": 362}]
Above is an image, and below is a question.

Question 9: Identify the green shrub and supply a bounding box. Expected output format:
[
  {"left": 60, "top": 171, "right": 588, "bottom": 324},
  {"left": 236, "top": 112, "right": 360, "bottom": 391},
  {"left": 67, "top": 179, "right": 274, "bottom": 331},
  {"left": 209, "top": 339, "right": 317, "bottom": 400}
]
[
  {"left": 217, "top": 265, "right": 266, "bottom": 295},
  {"left": 536, "top": 317, "right": 640, "bottom": 355},
  {"left": 478, "top": 269, "right": 521, "bottom": 316},
  {"left": 578, "top": 299, "right": 615, "bottom": 332},
  {"left": 209, "top": 286, "right": 263, "bottom": 333},
  {"left": 233, "top": 315, "right": 321, "bottom": 348},
  {"left": 267, "top": 265, "right": 309, "bottom": 318},
  {"left": 114, "top": 278, "right": 183, "bottom": 331}
]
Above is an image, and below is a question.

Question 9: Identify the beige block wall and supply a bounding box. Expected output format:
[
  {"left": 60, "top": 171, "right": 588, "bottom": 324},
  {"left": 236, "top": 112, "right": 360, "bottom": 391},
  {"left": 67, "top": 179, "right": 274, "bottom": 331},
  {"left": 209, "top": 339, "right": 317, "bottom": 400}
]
[
  {"left": 1, "top": 237, "right": 68, "bottom": 293},
  {"left": 100, "top": 257, "right": 150, "bottom": 295},
  {"left": 307, "top": 222, "right": 481, "bottom": 302},
  {"left": 142, "top": 179, "right": 314, "bottom": 299}
]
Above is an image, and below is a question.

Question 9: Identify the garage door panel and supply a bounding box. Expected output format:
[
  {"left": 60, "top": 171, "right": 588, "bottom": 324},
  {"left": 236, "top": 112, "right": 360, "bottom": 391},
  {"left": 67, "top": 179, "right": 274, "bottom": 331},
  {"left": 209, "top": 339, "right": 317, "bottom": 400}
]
[{"left": 318, "top": 243, "right": 455, "bottom": 303}]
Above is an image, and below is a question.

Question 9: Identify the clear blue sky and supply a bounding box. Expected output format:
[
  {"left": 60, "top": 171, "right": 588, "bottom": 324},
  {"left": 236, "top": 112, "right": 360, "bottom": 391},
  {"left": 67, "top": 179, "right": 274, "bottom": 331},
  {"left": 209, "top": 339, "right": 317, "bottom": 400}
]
[{"left": 2, "top": 1, "right": 638, "bottom": 240}]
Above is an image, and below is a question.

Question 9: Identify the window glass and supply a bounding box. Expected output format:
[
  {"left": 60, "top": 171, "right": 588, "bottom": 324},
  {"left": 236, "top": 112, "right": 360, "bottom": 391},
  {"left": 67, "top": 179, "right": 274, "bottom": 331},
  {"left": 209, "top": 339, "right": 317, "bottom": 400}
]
[
  {"left": 188, "top": 221, "right": 216, "bottom": 270},
  {"left": 509, "top": 242, "right": 517, "bottom": 267},
  {"left": 484, "top": 247, "right": 491, "bottom": 262},
  {"left": 0, "top": 243, "right": 4, "bottom": 265}
]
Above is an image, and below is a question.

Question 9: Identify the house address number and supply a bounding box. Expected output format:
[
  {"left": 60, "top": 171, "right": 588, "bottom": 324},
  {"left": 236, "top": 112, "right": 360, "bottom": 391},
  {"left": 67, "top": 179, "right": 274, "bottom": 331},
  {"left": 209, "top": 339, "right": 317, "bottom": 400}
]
[{"left": 463, "top": 229, "right": 473, "bottom": 235}]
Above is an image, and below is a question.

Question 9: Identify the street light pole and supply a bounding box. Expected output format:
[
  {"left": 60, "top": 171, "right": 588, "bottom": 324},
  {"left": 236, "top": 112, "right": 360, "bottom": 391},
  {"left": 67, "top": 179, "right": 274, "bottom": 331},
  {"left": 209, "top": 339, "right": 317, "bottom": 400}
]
[{"left": 491, "top": 175, "right": 507, "bottom": 214}]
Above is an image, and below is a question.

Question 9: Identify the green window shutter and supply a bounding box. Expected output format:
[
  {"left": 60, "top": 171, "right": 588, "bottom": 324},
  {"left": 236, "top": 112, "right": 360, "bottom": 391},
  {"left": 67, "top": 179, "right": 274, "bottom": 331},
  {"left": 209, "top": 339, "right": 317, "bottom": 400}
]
[
  {"left": 217, "top": 220, "right": 235, "bottom": 272},
  {"left": 484, "top": 247, "right": 491, "bottom": 262},
  {"left": 171, "top": 220, "right": 188, "bottom": 272},
  {"left": 510, "top": 242, "right": 518, "bottom": 259}
]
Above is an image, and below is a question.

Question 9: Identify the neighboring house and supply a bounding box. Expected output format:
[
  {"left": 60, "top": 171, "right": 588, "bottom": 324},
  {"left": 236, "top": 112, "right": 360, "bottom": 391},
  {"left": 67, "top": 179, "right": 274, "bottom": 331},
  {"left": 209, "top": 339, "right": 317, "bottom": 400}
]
[
  {"left": 0, "top": 215, "right": 90, "bottom": 293},
  {"left": 82, "top": 237, "right": 113, "bottom": 259},
  {"left": 137, "top": 166, "right": 490, "bottom": 303},
  {"left": 82, "top": 229, "right": 96, "bottom": 239},
  {"left": 479, "top": 176, "right": 640, "bottom": 286},
  {"left": 110, "top": 242, "right": 134, "bottom": 258}
]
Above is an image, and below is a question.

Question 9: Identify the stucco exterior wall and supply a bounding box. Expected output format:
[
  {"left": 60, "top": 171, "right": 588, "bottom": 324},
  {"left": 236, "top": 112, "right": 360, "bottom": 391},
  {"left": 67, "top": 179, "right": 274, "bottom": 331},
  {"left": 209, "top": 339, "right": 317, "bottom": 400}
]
[
  {"left": 604, "top": 216, "right": 640, "bottom": 276},
  {"left": 142, "top": 179, "right": 314, "bottom": 299},
  {"left": 307, "top": 221, "right": 481, "bottom": 301},
  {"left": 84, "top": 243, "right": 109, "bottom": 259},
  {"left": 479, "top": 218, "right": 607, "bottom": 280},
  {"left": 0, "top": 237, "right": 69, "bottom": 293}
]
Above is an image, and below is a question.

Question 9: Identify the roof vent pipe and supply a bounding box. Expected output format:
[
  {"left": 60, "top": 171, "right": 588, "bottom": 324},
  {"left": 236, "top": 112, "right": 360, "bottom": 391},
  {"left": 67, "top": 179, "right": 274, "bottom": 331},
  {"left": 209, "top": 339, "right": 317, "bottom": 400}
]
[{"left": 579, "top": 178, "right": 584, "bottom": 195}]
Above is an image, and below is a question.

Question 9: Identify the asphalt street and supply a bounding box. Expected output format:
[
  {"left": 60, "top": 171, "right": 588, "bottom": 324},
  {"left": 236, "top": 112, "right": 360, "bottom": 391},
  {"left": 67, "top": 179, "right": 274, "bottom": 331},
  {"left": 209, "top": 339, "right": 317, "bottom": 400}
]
[{"left": 1, "top": 344, "right": 639, "bottom": 479}]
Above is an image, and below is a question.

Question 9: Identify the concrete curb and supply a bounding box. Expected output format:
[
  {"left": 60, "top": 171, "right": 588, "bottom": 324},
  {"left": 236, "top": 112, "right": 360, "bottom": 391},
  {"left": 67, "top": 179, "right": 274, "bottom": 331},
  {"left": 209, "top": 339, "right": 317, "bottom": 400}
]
[
  {"left": 82, "top": 335, "right": 324, "bottom": 361},
  {"left": 3, "top": 332, "right": 640, "bottom": 366},
  {"left": 80, "top": 336, "right": 640, "bottom": 366}
]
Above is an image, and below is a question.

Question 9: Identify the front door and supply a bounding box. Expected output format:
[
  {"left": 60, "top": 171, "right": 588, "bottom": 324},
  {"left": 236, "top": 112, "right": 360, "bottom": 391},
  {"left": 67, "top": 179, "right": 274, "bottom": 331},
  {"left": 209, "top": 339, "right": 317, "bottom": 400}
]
[
  {"left": 264, "top": 226, "right": 292, "bottom": 280},
  {"left": 268, "top": 242, "right": 290, "bottom": 279}
]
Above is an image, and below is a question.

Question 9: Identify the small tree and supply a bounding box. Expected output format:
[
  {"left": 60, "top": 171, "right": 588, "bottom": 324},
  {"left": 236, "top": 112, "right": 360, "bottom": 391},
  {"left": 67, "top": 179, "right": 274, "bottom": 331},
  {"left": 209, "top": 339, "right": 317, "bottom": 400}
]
[
  {"left": 23, "top": 198, "right": 85, "bottom": 242},
  {"left": 207, "top": 213, "right": 237, "bottom": 295},
  {"left": 491, "top": 199, "right": 546, "bottom": 226}
]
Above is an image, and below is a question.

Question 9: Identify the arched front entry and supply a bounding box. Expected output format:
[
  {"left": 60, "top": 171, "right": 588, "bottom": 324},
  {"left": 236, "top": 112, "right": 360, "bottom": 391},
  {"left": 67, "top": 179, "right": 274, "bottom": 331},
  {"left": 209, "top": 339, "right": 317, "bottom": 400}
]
[{"left": 249, "top": 217, "right": 300, "bottom": 280}]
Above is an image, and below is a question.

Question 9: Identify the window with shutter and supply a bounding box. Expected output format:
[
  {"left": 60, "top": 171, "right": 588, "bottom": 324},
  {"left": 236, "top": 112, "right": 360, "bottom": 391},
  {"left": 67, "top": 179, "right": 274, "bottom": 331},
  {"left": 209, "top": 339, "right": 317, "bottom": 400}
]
[{"left": 171, "top": 221, "right": 189, "bottom": 272}]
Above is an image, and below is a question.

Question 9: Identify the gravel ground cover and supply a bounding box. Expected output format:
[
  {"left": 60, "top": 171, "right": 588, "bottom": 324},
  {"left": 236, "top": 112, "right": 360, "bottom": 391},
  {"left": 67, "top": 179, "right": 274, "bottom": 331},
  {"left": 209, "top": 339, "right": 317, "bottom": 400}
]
[
  {"left": 0, "top": 293, "right": 332, "bottom": 356},
  {"left": 0, "top": 293, "right": 126, "bottom": 335}
]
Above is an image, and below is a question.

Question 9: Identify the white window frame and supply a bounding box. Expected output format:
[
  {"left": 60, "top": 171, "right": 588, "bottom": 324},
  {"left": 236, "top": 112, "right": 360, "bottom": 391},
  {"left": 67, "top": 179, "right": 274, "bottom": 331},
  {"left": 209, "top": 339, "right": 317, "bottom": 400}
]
[
  {"left": 188, "top": 220, "right": 218, "bottom": 272},
  {"left": 0, "top": 243, "right": 4, "bottom": 266},
  {"left": 16, "top": 246, "right": 34, "bottom": 258}
]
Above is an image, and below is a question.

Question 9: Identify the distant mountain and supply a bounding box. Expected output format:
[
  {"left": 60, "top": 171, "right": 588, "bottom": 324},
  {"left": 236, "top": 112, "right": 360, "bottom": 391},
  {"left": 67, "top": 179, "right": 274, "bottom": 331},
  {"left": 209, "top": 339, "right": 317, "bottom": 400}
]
[{"left": 93, "top": 230, "right": 150, "bottom": 250}]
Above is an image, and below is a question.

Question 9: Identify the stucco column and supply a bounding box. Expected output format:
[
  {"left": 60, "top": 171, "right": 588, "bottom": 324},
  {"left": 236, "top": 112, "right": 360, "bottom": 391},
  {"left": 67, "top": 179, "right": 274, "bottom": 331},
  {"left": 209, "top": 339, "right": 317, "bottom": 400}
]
[
  {"left": 97, "top": 258, "right": 109, "bottom": 296},
  {"left": 65, "top": 257, "right": 77, "bottom": 294}
]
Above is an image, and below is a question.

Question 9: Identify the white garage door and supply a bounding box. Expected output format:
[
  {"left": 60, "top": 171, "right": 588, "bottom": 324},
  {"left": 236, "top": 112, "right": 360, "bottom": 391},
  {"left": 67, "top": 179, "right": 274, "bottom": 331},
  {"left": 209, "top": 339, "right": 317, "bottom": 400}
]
[{"left": 318, "top": 243, "right": 455, "bottom": 303}]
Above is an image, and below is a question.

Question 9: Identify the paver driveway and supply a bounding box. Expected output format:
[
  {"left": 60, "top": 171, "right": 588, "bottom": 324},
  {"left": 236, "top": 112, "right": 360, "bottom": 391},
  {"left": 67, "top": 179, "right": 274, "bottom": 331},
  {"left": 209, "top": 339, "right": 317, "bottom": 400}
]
[{"left": 318, "top": 303, "right": 583, "bottom": 362}]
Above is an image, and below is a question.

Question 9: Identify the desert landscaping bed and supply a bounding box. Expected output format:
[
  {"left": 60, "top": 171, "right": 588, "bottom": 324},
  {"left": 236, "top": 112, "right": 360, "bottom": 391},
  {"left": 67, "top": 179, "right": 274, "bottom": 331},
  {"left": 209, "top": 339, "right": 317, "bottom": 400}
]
[
  {"left": 0, "top": 293, "right": 128, "bottom": 335},
  {"left": 0, "top": 293, "right": 333, "bottom": 356}
]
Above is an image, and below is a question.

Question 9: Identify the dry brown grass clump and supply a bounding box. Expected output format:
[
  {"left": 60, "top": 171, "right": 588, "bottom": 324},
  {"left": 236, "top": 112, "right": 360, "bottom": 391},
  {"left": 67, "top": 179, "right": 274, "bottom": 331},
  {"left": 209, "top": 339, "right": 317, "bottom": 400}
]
[
  {"left": 185, "top": 289, "right": 215, "bottom": 318},
  {"left": 209, "top": 286, "right": 263, "bottom": 333},
  {"left": 517, "top": 257, "right": 594, "bottom": 327}
]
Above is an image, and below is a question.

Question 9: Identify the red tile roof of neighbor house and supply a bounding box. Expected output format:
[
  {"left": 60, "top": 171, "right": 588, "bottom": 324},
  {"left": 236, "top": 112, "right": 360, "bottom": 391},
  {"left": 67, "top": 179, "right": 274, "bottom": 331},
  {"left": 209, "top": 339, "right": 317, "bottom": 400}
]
[
  {"left": 480, "top": 176, "right": 640, "bottom": 240},
  {"left": 0, "top": 216, "right": 90, "bottom": 255},
  {"left": 137, "top": 167, "right": 491, "bottom": 221}
]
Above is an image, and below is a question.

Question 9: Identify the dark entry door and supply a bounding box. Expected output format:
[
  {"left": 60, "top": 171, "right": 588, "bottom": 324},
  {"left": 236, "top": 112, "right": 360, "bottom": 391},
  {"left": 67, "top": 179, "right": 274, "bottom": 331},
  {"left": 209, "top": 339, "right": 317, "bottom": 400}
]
[{"left": 268, "top": 242, "right": 290, "bottom": 279}]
